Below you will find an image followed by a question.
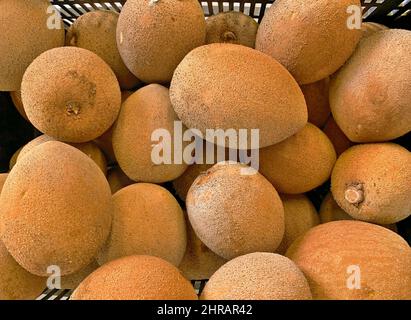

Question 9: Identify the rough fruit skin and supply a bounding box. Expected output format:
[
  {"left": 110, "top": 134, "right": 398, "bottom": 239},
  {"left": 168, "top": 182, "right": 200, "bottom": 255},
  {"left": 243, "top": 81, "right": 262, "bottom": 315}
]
[
  {"left": 21, "top": 47, "right": 121, "bottom": 143},
  {"left": 10, "top": 90, "right": 28, "bottom": 120},
  {"left": 116, "top": 0, "right": 206, "bottom": 83},
  {"left": 60, "top": 260, "right": 99, "bottom": 290},
  {"left": 322, "top": 117, "right": 353, "bottom": 156},
  {"left": 0, "top": 0, "right": 65, "bottom": 91},
  {"left": 173, "top": 163, "right": 213, "bottom": 201},
  {"left": 0, "top": 174, "right": 7, "bottom": 193},
  {"left": 286, "top": 221, "right": 411, "bottom": 300},
  {"left": 331, "top": 143, "right": 411, "bottom": 224},
  {"left": 9, "top": 148, "right": 22, "bottom": 171},
  {"left": 201, "top": 253, "right": 312, "bottom": 300},
  {"left": 170, "top": 43, "right": 308, "bottom": 149},
  {"left": 300, "top": 78, "right": 331, "bottom": 128},
  {"left": 107, "top": 166, "right": 135, "bottom": 194},
  {"left": 186, "top": 162, "right": 285, "bottom": 260},
  {"left": 256, "top": 0, "right": 362, "bottom": 84},
  {"left": 206, "top": 11, "right": 258, "bottom": 48},
  {"left": 66, "top": 10, "right": 140, "bottom": 90},
  {"left": 0, "top": 141, "right": 113, "bottom": 276},
  {"left": 97, "top": 183, "right": 187, "bottom": 267},
  {"left": 361, "top": 22, "right": 388, "bottom": 39},
  {"left": 112, "top": 84, "right": 188, "bottom": 183},
  {"left": 330, "top": 29, "right": 411, "bottom": 142},
  {"left": 71, "top": 255, "right": 198, "bottom": 300},
  {"left": 259, "top": 123, "right": 337, "bottom": 194}
]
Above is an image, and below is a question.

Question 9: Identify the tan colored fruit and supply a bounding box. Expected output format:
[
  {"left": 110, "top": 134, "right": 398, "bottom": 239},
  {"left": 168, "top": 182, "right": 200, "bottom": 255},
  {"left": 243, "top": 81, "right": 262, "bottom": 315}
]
[
  {"left": 117, "top": 0, "right": 206, "bottom": 83},
  {"left": 113, "top": 84, "right": 188, "bottom": 183},
  {"left": 322, "top": 117, "right": 353, "bottom": 156},
  {"left": 331, "top": 143, "right": 411, "bottom": 224},
  {"left": 10, "top": 90, "right": 28, "bottom": 120},
  {"left": 0, "top": 0, "right": 65, "bottom": 91},
  {"left": 107, "top": 166, "right": 135, "bottom": 194},
  {"left": 206, "top": 11, "right": 259, "bottom": 48},
  {"left": 21, "top": 47, "right": 121, "bottom": 143},
  {"left": 201, "top": 253, "right": 312, "bottom": 300},
  {"left": 9, "top": 147, "right": 22, "bottom": 171},
  {"left": 66, "top": 10, "right": 140, "bottom": 90},
  {"left": 256, "top": 0, "right": 362, "bottom": 84},
  {"left": 361, "top": 22, "right": 388, "bottom": 39},
  {"left": 170, "top": 43, "right": 308, "bottom": 149},
  {"left": 0, "top": 173, "right": 7, "bottom": 192},
  {"left": 259, "top": 123, "right": 337, "bottom": 194},
  {"left": 0, "top": 240, "right": 45, "bottom": 300},
  {"left": 187, "top": 162, "right": 285, "bottom": 260},
  {"left": 0, "top": 141, "right": 112, "bottom": 276},
  {"left": 61, "top": 260, "right": 99, "bottom": 290},
  {"left": 17, "top": 135, "right": 107, "bottom": 175},
  {"left": 330, "top": 29, "right": 411, "bottom": 142},
  {"left": 72, "top": 255, "right": 198, "bottom": 300},
  {"left": 287, "top": 221, "right": 411, "bottom": 299},
  {"left": 276, "top": 194, "right": 320, "bottom": 254},
  {"left": 98, "top": 183, "right": 186, "bottom": 267},
  {"left": 179, "top": 214, "right": 227, "bottom": 280},
  {"left": 173, "top": 163, "right": 213, "bottom": 201},
  {"left": 300, "top": 78, "right": 331, "bottom": 128}
]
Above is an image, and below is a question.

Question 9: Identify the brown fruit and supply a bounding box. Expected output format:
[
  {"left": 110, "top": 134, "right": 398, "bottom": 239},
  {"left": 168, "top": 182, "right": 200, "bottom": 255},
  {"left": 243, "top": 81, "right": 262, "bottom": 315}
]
[
  {"left": 206, "top": 11, "right": 259, "bottom": 48},
  {"left": 0, "top": 0, "right": 65, "bottom": 91},
  {"left": 331, "top": 143, "right": 411, "bottom": 224},
  {"left": 0, "top": 174, "right": 7, "bottom": 193},
  {"left": 201, "top": 253, "right": 312, "bottom": 300},
  {"left": 170, "top": 43, "right": 308, "bottom": 149},
  {"left": 330, "top": 29, "right": 411, "bottom": 142},
  {"left": 361, "top": 22, "right": 388, "bottom": 39},
  {"left": 187, "top": 162, "right": 285, "bottom": 260},
  {"left": 322, "top": 116, "right": 353, "bottom": 156},
  {"left": 8, "top": 147, "right": 22, "bottom": 171},
  {"left": 21, "top": 47, "right": 121, "bottom": 143},
  {"left": 117, "top": 0, "right": 206, "bottom": 83},
  {"left": 286, "top": 221, "right": 411, "bottom": 299},
  {"left": 259, "top": 123, "right": 337, "bottom": 194},
  {"left": 66, "top": 10, "right": 140, "bottom": 90},
  {"left": 61, "top": 260, "right": 99, "bottom": 290},
  {"left": 71, "top": 255, "right": 198, "bottom": 300},
  {"left": 300, "top": 78, "right": 331, "bottom": 128},
  {"left": 173, "top": 163, "right": 213, "bottom": 201},
  {"left": 97, "top": 183, "right": 186, "bottom": 267},
  {"left": 256, "top": 0, "right": 362, "bottom": 84},
  {"left": 0, "top": 141, "right": 112, "bottom": 276},
  {"left": 107, "top": 166, "right": 135, "bottom": 194},
  {"left": 10, "top": 90, "right": 28, "bottom": 120},
  {"left": 113, "top": 84, "right": 188, "bottom": 183}
]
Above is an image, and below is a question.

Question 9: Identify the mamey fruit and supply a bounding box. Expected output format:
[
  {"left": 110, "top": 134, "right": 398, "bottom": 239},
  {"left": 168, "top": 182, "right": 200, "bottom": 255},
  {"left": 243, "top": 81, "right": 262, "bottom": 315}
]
[
  {"left": 259, "top": 123, "right": 337, "bottom": 194},
  {"left": 330, "top": 29, "right": 411, "bottom": 142},
  {"left": 66, "top": 10, "right": 139, "bottom": 90},
  {"left": 331, "top": 143, "right": 411, "bottom": 224},
  {"left": 0, "top": 142, "right": 112, "bottom": 276},
  {"left": 322, "top": 117, "right": 353, "bottom": 156},
  {"left": 71, "top": 255, "right": 198, "bottom": 300},
  {"left": 300, "top": 78, "right": 331, "bottom": 128},
  {"left": 0, "top": 0, "right": 65, "bottom": 91},
  {"left": 0, "top": 174, "right": 7, "bottom": 193},
  {"left": 116, "top": 0, "right": 206, "bottom": 83},
  {"left": 98, "top": 183, "right": 186, "bottom": 267},
  {"left": 186, "top": 162, "right": 284, "bottom": 260},
  {"left": 206, "top": 11, "right": 259, "bottom": 48},
  {"left": 256, "top": 0, "right": 362, "bottom": 84},
  {"left": 21, "top": 47, "right": 121, "bottom": 143},
  {"left": 170, "top": 43, "right": 307, "bottom": 149},
  {"left": 10, "top": 90, "right": 28, "bottom": 120},
  {"left": 201, "top": 253, "right": 312, "bottom": 300},
  {"left": 107, "top": 166, "right": 135, "bottom": 194},
  {"left": 287, "top": 221, "right": 411, "bottom": 300},
  {"left": 173, "top": 163, "right": 213, "bottom": 201},
  {"left": 112, "top": 84, "right": 188, "bottom": 183},
  {"left": 8, "top": 148, "right": 22, "bottom": 170}
]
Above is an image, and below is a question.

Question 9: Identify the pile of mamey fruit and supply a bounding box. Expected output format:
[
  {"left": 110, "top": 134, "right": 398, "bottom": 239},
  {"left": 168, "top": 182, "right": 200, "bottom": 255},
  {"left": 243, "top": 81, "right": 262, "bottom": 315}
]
[{"left": 0, "top": 0, "right": 410, "bottom": 300}]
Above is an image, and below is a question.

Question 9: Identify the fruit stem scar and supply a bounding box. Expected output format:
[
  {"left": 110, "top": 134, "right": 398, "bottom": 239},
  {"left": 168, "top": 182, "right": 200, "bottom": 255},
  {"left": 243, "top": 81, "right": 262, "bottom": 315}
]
[
  {"left": 345, "top": 186, "right": 364, "bottom": 205},
  {"left": 222, "top": 31, "right": 237, "bottom": 42},
  {"left": 66, "top": 101, "right": 81, "bottom": 116},
  {"left": 149, "top": 0, "right": 160, "bottom": 6}
]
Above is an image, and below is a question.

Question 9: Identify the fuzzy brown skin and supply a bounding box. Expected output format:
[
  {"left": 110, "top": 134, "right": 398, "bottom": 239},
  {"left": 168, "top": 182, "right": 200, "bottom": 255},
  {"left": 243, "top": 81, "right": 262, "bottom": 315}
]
[
  {"left": 361, "top": 22, "right": 388, "bottom": 39},
  {"left": 66, "top": 10, "right": 140, "bottom": 90},
  {"left": 117, "top": 0, "right": 206, "bottom": 83},
  {"left": 21, "top": 47, "right": 121, "bottom": 143},
  {"left": 113, "top": 84, "right": 188, "bottom": 183},
  {"left": 322, "top": 117, "right": 353, "bottom": 156},
  {"left": 201, "top": 253, "right": 312, "bottom": 300},
  {"left": 330, "top": 30, "right": 411, "bottom": 142},
  {"left": 0, "top": 142, "right": 113, "bottom": 276},
  {"left": 0, "top": 174, "right": 7, "bottom": 193},
  {"left": 259, "top": 123, "right": 337, "bottom": 194},
  {"left": 206, "top": 11, "right": 259, "bottom": 48},
  {"left": 300, "top": 78, "right": 331, "bottom": 128},
  {"left": 331, "top": 143, "right": 411, "bottom": 224},
  {"left": 72, "top": 255, "right": 198, "bottom": 300},
  {"left": 170, "top": 43, "right": 308, "bottom": 149},
  {"left": 10, "top": 90, "right": 28, "bottom": 120},
  {"left": 276, "top": 194, "right": 320, "bottom": 254},
  {"left": 17, "top": 135, "right": 108, "bottom": 175},
  {"left": 107, "top": 166, "right": 135, "bottom": 194},
  {"left": 0, "top": 240, "right": 46, "bottom": 300},
  {"left": 0, "top": 0, "right": 65, "bottom": 91},
  {"left": 256, "top": 0, "right": 362, "bottom": 84},
  {"left": 97, "top": 183, "right": 187, "bottom": 267},
  {"left": 173, "top": 163, "right": 213, "bottom": 201},
  {"left": 60, "top": 260, "right": 99, "bottom": 290},
  {"left": 186, "top": 162, "right": 285, "bottom": 260},
  {"left": 8, "top": 147, "right": 22, "bottom": 171},
  {"left": 286, "top": 221, "right": 411, "bottom": 300},
  {"left": 179, "top": 213, "right": 227, "bottom": 280}
]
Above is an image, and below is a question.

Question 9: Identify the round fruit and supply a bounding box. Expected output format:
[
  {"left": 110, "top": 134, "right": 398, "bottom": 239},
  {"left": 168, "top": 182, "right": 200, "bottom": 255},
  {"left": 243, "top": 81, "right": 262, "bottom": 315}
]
[
  {"left": 10, "top": 90, "right": 28, "bottom": 120},
  {"left": 361, "top": 22, "right": 388, "bottom": 39},
  {"left": 107, "top": 166, "right": 135, "bottom": 194},
  {"left": 322, "top": 117, "right": 353, "bottom": 156},
  {"left": 0, "top": 174, "right": 7, "bottom": 193},
  {"left": 61, "top": 260, "right": 99, "bottom": 290},
  {"left": 300, "top": 78, "right": 331, "bottom": 128}
]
